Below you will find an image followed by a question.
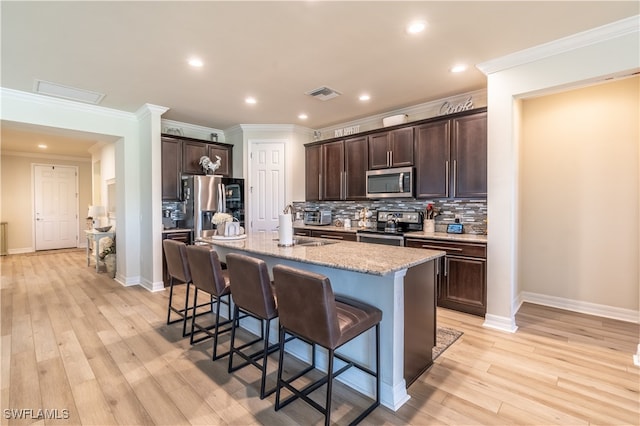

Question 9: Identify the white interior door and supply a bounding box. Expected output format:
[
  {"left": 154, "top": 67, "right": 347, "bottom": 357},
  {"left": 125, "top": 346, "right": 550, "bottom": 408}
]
[
  {"left": 250, "top": 141, "right": 286, "bottom": 233},
  {"left": 34, "top": 164, "right": 78, "bottom": 250}
]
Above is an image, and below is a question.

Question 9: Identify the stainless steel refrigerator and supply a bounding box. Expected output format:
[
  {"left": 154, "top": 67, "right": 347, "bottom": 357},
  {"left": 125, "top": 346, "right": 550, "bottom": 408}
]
[{"left": 182, "top": 175, "right": 245, "bottom": 238}]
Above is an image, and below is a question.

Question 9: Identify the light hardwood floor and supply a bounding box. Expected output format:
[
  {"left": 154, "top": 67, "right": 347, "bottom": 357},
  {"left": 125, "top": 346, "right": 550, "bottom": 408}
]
[{"left": 1, "top": 249, "right": 638, "bottom": 425}]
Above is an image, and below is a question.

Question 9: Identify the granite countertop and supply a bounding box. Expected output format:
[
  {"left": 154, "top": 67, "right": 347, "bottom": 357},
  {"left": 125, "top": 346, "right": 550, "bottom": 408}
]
[
  {"left": 162, "top": 228, "right": 192, "bottom": 234},
  {"left": 196, "top": 233, "right": 444, "bottom": 276}
]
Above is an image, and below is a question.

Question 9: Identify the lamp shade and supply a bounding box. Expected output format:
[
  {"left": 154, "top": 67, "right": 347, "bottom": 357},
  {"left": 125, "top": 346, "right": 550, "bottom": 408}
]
[{"left": 88, "top": 205, "right": 106, "bottom": 218}]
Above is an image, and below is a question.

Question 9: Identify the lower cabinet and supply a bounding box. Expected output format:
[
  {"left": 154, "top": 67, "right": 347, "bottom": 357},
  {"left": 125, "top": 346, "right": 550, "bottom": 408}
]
[
  {"left": 310, "top": 229, "right": 357, "bottom": 241},
  {"left": 162, "top": 231, "right": 192, "bottom": 287},
  {"left": 405, "top": 238, "right": 487, "bottom": 316}
]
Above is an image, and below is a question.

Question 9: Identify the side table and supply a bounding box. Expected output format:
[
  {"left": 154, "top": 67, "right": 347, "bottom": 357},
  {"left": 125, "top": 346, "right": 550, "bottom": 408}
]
[{"left": 85, "top": 229, "right": 115, "bottom": 272}]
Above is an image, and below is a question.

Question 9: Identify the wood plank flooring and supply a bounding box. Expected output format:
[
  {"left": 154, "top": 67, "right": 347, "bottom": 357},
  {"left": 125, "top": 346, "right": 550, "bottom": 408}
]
[{"left": 1, "top": 249, "right": 638, "bottom": 425}]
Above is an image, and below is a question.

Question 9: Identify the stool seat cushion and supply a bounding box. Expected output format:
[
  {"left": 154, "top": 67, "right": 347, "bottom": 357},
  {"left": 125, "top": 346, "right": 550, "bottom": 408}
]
[
  {"left": 335, "top": 296, "right": 382, "bottom": 348},
  {"left": 186, "top": 245, "right": 231, "bottom": 297}
]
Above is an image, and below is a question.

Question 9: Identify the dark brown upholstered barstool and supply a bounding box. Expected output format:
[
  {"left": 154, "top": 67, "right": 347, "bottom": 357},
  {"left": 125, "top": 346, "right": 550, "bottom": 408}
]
[
  {"left": 185, "top": 245, "right": 234, "bottom": 360},
  {"left": 225, "top": 253, "right": 289, "bottom": 399},
  {"left": 162, "top": 239, "right": 193, "bottom": 337},
  {"left": 272, "top": 264, "right": 382, "bottom": 426}
]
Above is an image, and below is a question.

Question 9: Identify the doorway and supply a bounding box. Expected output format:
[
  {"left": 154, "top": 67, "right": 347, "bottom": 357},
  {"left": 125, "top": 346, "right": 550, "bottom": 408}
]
[
  {"left": 34, "top": 164, "right": 79, "bottom": 250},
  {"left": 249, "top": 141, "right": 286, "bottom": 233}
]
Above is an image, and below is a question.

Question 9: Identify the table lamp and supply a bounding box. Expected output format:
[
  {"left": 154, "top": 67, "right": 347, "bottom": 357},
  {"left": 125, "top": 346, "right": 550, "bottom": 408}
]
[{"left": 88, "top": 205, "right": 106, "bottom": 228}]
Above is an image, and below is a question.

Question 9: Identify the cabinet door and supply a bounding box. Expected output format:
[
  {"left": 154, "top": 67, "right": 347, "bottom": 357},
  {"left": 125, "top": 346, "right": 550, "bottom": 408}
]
[
  {"left": 452, "top": 112, "right": 487, "bottom": 198},
  {"left": 207, "top": 145, "right": 232, "bottom": 177},
  {"left": 322, "top": 141, "right": 345, "bottom": 200},
  {"left": 344, "top": 136, "right": 368, "bottom": 200},
  {"left": 161, "top": 137, "right": 182, "bottom": 201},
  {"left": 414, "top": 120, "right": 450, "bottom": 198},
  {"left": 305, "top": 145, "right": 322, "bottom": 201},
  {"left": 368, "top": 131, "right": 391, "bottom": 169},
  {"left": 441, "top": 256, "right": 486, "bottom": 316},
  {"left": 389, "top": 127, "right": 414, "bottom": 167},
  {"left": 182, "top": 141, "right": 208, "bottom": 174},
  {"left": 310, "top": 229, "right": 357, "bottom": 241}
]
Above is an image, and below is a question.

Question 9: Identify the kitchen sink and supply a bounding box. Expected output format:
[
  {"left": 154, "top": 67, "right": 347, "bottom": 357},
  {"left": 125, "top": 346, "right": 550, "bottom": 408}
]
[{"left": 274, "top": 237, "right": 337, "bottom": 247}]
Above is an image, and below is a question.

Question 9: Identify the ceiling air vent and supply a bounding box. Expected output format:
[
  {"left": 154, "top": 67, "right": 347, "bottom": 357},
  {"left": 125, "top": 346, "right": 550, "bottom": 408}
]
[
  {"left": 305, "top": 86, "right": 342, "bottom": 101},
  {"left": 33, "top": 79, "right": 105, "bottom": 104}
]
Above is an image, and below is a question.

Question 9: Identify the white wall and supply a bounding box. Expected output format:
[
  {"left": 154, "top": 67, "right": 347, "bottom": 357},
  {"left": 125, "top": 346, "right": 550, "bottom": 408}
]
[
  {"left": 479, "top": 16, "right": 639, "bottom": 330},
  {"left": 0, "top": 88, "right": 160, "bottom": 288},
  {"left": 519, "top": 77, "right": 638, "bottom": 314}
]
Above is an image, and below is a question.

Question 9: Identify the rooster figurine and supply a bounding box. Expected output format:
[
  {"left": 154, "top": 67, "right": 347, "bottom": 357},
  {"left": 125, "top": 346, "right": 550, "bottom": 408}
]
[{"left": 199, "top": 155, "right": 222, "bottom": 174}]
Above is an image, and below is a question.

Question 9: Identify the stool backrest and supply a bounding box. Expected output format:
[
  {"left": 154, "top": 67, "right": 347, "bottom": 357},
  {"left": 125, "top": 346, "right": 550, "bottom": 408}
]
[
  {"left": 273, "top": 264, "right": 340, "bottom": 349},
  {"left": 163, "top": 239, "right": 191, "bottom": 283},
  {"left": 186, "top": 245, "right": 227, "bottom": 296},
  {"left": 226, "top": 253, "right": 277, "bottom": 320}
]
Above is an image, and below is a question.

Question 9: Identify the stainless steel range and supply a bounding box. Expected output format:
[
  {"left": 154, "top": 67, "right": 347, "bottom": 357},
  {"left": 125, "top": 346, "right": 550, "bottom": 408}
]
[{"left": 356, "top": 210, "right": 423, "bottom": 246}]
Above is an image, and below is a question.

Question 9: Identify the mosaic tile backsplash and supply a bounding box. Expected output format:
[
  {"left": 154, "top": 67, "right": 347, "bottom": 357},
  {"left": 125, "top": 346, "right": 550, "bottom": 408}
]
[{"left": 293, "top": 199, "right": 487, "bottom": 235}]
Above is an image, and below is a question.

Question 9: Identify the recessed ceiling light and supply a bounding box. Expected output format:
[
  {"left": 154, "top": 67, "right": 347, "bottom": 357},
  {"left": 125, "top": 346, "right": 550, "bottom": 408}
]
[
  {"left": 188, "top": 57, "right": 203, "bottom": 67},
  {"left": 406, "top": 20, "right": 427, "bottom": 34},
  {"left": 245, "top": 97, "right": 257, "bottom": 104},
  {"left": 450, "top": 64, "right": 468, "bottom": 73},
  {"left": 37, "top": 144, "right": 47, "bottom": 149},
  {"left": 359, "top": 94, "right": 371, "bottom": 101},
  {"left": 298, "top": 113, "right": 308, "bottom": 120}
]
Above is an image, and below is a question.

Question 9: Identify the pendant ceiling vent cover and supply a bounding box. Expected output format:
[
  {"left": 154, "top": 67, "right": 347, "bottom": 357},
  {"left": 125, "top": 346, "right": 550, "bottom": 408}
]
[{"left": 305, "top": 86, "right": 342, "bottom": 101}]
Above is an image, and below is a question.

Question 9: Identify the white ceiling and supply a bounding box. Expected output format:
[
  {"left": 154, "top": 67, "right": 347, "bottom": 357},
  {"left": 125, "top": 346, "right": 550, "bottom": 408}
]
[{"left": 1, "top": 1, "right": 638, "bottom": 157}]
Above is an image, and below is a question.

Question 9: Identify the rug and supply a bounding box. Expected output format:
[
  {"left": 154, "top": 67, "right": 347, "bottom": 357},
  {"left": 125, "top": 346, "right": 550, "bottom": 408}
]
[{"left": 433, "top": 327, "right": 463, "bottom": 360}]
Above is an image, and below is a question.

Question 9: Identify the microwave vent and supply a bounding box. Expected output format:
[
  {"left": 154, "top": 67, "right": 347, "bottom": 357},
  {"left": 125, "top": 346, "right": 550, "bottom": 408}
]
[{"left": 305, "top": 86, "right": 342, "bottom": 101}]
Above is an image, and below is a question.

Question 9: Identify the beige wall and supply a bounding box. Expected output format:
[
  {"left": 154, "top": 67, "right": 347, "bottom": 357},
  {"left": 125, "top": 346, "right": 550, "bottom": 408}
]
[
  {"left": 519, "top": 76, "right": 639, "bottom": 310},
  {"left": 0, "top": 153, "right": 92, "bottom": 252}
]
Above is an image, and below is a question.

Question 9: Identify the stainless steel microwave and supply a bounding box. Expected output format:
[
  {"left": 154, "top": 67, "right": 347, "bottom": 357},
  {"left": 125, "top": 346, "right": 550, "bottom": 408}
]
[{"left": 366, "top": 166, "right": 414, "bottom": 198}]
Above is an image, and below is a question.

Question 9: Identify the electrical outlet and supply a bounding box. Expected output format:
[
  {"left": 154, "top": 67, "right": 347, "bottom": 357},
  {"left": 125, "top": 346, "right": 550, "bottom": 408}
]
[{"left": 454, "top": 214, "right": 461, "bottom": 220}]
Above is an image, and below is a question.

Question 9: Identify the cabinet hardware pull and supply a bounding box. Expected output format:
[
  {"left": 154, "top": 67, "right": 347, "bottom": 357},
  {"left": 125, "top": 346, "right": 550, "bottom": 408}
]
[
  {"left": 318, "top": 174, "right": 322, "bottom": 199},
  {"left": 319, "top": 234, "right": 344, "bottom": 240},
  {"left": 389, "top": 150, "right": 393, "bottom": 166},
  {"left": 453, "top": 160, "right": 457, "bottom": 197},
  {"left": 445, "top": 160, "right": 450, "bottom": 197},
  {"left": 421, "top": 244, "right": 463, "bottom": 251},
  {"left": 444, "top": 258, "right": 448, "bottom": 276},
  {"left": 340, "top": 172, "right": 344, "bottom": 199}
]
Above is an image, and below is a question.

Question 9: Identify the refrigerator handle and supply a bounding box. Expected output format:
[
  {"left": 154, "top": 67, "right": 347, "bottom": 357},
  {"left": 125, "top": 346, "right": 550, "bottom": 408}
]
[{"left": 218, "top": 183, "right": 226, "bottom": 213}]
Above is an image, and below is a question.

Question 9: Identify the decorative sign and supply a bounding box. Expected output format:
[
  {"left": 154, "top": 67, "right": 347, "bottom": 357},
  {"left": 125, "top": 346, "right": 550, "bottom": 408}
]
[
  {"left": 334, "top": 125, "right": 360, "bottom": 138},
  {"left": 439, "top": 96, "right": 473, "bottom": 116}
]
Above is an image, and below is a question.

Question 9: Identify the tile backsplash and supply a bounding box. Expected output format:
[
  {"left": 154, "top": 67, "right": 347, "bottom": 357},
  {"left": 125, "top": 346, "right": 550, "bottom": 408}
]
[{"left": 293, "top": 199, "right": 487, "bottom": 235}]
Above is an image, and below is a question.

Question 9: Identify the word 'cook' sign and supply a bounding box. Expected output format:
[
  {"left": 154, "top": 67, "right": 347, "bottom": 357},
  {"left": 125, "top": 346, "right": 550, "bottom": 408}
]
[{"left": 439, "top": 96, "right": 473, "bottom": 115}]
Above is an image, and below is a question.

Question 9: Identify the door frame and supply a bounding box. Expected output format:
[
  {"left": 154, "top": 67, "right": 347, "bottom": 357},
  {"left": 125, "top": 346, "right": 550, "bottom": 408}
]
[
  {"left": 32, "top": 163, "right": 80, "bottom": 250},
  {"left": 247, "top": 139, "right": 287, "bottom": 234}
]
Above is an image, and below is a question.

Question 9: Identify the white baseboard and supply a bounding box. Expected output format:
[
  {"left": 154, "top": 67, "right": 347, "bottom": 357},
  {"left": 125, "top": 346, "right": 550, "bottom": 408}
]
[
  {"left": 520, "top": 291, "right": 639, "bottom": 324},
  {"left": 483, "top": 314, "right": 518, "bottom": 333},
  {"left": 138, "top": 277, "right": 165, "bottom": 292},
  {"left": 7, "top": 247, "right": 34, "bottom": 255},
  {"left": 634, "top": 344, "right": 640, "bottom": 367}
]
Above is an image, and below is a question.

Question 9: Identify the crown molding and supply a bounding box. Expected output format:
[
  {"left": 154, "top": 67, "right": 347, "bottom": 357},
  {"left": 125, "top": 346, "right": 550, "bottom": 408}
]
[
  {"left": 477, "top": 15, "right": 640, "bottom": 75},
  {"left": 0, "top": 87, "right": 137, "bottom": 121},
  {"left": 136, "top": 103, "right": 169, "bottom": 120},
  {"left": 161, "top": 118, "right": 225, "bottom": 142},
  {"left": 1, "top": 150, "right": 91, "bottom": 162}
]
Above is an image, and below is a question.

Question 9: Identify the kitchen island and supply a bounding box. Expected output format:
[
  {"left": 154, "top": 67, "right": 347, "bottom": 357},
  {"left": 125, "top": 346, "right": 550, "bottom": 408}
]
[{"left": 196, "top": 232, "right": 444, "bottom": 410}]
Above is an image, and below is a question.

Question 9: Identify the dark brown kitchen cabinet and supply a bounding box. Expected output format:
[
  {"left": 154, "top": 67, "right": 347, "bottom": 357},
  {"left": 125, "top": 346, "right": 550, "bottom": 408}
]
[
  {"left": 368, "top": 127, "right": 414, "bottom": 169},
  {"left": 182, "top": 140, "right": 208, "bottom": 174},
  {"left": 305, "top": 145, "right": 322, "bottom": 201},
  {"left": 414, "top": 109, "right": 487, "bottom": 199},
  {"left": 310, "top": 229, "right": 357, "bottom": 241},
  {"left": 162, "top": 136, "right": 183, "bottom": 201},
  {"left": 182, "top": 139, "right": 233, "bottom": 177},
  {"left": 306, "top": 136, "right": 367, "bottom": 201},
  {"left": 414, "top": 120, "right": 450, "bottom": 198},
  {"left": 452, "top": 112, "right": 487, "bottom": 198},
  {"left": 293, "top": 228, "right": 312, "bottom": 237},
  {"left": 207, "top": 144, "right": 232, "bottom": 177},
  {"left": 405, "top": 238, "right": 487, "bottom": 316}
]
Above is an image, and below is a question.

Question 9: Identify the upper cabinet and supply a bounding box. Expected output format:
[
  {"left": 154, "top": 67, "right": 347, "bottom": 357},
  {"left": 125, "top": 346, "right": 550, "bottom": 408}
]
[
  {"left": 368, "top": 127, "right": 414, "bottom": 169},
  {"left": 161, "top": 136, "right": 183, "bottom": 201},
  {"left": 305, "top": 136, "right": 368, "bottom": 201},
  {"left": 415, "top": 109, "right": 487, "bottom": 199},
  {"left": 162, "top": 134, "right": 233, "bottom": 200}
]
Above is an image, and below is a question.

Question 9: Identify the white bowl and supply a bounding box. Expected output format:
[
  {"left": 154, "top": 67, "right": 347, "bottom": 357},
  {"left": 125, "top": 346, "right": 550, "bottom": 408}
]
[{"left": 383, "top": 114, "right": 408, "bottom": 127}]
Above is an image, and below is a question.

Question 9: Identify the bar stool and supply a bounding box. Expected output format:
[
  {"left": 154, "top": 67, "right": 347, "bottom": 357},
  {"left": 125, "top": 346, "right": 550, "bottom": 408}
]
[
  {"left": 272, "top": 264, "right": 382, "bottom": 426},
  {"left": 225, "top": 253, "right": 289, "bottom": 399},
  {"left": 185, "top": 245, "right": 233, "bottom": 360},
  {"left": 162, "top": 239, "right": 193, "bottom": 337}
]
